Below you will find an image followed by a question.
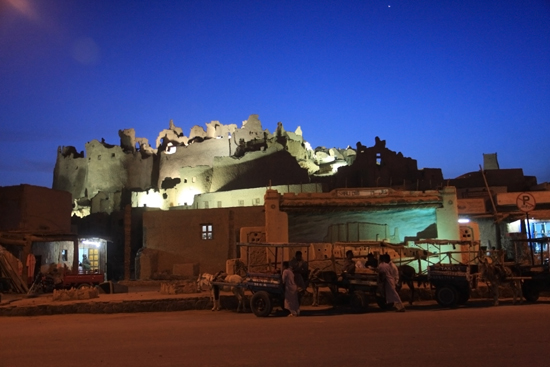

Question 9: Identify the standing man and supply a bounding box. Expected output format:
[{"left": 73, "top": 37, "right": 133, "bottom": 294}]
[
  {"left": 289, "top": 250, "right": 308, "bottom": 293},
  {"left": 378, "top": 254, "right": 405, "bottom": 312},
  {"left": 282, "top": 261, "right": 300, "bottom": 317}
]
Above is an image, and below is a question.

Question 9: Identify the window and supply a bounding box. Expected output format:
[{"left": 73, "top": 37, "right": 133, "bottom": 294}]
[
  {"left": 217, "top": 201, "right": 222, "bottom": 208},
  {"left": 88, "top": 248, "right": 99, "bottom": 271},
  {"left": 376, "top": 153, "right": 382, "bottom": 165},
  {"left": 61, "top": 250, "right": 68, "bottom": 261},
  {"left": 201, "top": 224, "right": 213, "bottom": 240},
  {"left": 239, "top": 200, "right": 244, "bottom": 207}
]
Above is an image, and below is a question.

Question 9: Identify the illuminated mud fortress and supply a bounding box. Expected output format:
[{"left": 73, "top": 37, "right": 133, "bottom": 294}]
[{"left": 53, "top": 114, "right": 443, "bottom": 217}]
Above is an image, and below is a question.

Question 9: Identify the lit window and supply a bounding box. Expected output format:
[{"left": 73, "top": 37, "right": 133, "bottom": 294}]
[
  {"left": 61, "top": 250, "right": 68, "bottom": 261},
  {"left": 202, "top": 224, "right": 213, "bottom": 240},
  {"left": 376, "top": 153, "right": 381, "bottom": 165}
]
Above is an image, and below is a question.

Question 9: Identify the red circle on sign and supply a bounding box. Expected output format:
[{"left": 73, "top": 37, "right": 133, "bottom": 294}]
[{"left": 516, "top": 193, "right": 536, "bottom": 212}]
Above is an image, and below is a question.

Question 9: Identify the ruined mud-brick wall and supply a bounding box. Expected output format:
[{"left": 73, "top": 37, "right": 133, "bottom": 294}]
[
  {"left": 54, "top": 140, "right": 154, "bottom": 205},
  {"left": 54, "top": 115, "right": 273, "bottom": 210},
  {"left": 334, "top": 137, "right": 444, "bottom": 190},
  {"left": 53, "top": 147, "right": 88, "bottom": 201},
  {"left": 209, "top": 146, "right": 310, "bottom": 192},
  {"left": 85, "top": 141, "right": 128, "bottom": 196},
  {"left": 158, "top": 138, "right": 230, "bottom": 189},
  {"left": 54, "top": 115, "right": 420, "bottom": 218}
]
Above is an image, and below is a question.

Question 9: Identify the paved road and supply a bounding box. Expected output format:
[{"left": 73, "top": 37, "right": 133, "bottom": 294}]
[{"left": 1, "top": 300, "right": 549, "bottom": 367}]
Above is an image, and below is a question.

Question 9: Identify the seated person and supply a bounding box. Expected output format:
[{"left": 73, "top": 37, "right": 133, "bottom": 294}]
[
  {"left": 341, "top": 250, "right": 356, "bottom": 277},
  {"left": 80, "top": 254, "right": 92, "bottom": 272}
]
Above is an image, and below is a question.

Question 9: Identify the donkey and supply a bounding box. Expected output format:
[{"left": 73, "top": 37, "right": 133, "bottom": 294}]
[
  {"left": 478, "top": 255, "right": 522, "bottom": 306},
  {"left": 197, "top": 272, "right": 246, "bottom": 312},
  {"left": 309, "top": 268, "right": 339, "bottom": 307},
  {"left": 396, "top": 264, "right": 417, "bottom": 305}
]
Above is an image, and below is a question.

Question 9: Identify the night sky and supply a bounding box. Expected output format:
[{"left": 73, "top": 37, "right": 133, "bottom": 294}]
[{"left": 1, "top": 0, "right": 549, "bottom": 188}]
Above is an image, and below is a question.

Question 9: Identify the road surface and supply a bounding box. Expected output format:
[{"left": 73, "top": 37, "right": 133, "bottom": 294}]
[{"left": 1, "top": 299, "right": 549, "bottom": 367}]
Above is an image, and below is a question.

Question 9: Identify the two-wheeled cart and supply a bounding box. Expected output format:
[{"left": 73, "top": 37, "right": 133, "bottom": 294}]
[
  {"left": 213, "top": 243, "right": 310, "bottom": 317},
  {"left": 427, "top": 263, "right": 478, "bottom": 307},
  {"left": 511, "top": 237, "right": 550, "bottom": 302},
  {"left": 334, "top": 270, "right": 391, "bottom": 310}
]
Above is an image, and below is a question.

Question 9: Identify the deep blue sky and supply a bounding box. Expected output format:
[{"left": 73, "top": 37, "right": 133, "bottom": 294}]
[{"left": 1, "top": 0, "right": 549, "bottom": 188}]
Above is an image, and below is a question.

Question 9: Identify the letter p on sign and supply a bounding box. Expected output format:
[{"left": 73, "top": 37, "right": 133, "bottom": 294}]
[{"left": 516, "top": 193, "right": 536, "bottom": 212}]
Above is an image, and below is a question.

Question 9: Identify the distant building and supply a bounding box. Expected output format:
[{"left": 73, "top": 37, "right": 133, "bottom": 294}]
[{"left": 452, "top": 164, "right": 550, "bottom": 256}]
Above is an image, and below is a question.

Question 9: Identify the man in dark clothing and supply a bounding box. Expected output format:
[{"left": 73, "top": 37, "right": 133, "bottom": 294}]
[
  {"left": 289, "top": 250, "right": 308, "bottom": 292},
  {"left": 342, "top": 250, "right": 356, "bottom": 276}
]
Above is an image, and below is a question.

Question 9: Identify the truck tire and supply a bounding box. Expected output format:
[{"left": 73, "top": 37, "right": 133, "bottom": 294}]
[
  {"left": 436, "top": 285, "right": 459, "bottom": 307},
  {"left": 250, "top": 291, "right": 273, "bottom": 317},
  {"left": 522, "top": 283, "right": 540, "bottom": 303}
]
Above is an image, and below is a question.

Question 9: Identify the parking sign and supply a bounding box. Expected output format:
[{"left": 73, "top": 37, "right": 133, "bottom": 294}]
[{"left": 516, "top": 192, "right": 536, "bottom": 212}]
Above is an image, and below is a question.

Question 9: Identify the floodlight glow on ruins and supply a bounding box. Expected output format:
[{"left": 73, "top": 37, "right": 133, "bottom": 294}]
[
  {"left": 331, "top": 161, "right": 348, "bottom": 173},
  {"left": 177, "top": 188, "right": 201, "bottom": 207},
  {"left": 140, "top": 189, "right": 163, "bottom": 208}
]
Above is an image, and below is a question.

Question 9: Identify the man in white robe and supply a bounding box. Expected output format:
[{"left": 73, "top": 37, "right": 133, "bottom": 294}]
[
  {"left": 378, "top": 254, "right": 405, "bottom": 312},
  {"left": 282, "top": 261, "right": 300, "bottom": 316}
]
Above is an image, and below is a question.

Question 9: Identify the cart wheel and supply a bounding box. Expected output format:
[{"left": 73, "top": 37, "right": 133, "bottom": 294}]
[
  {"left": 250, "top": 291, "right": 273, "bottom": 317},
  {"left": 435, "top": 285, "right": 459, "bottom": 307},
  {"left": 376, "top": 296, "right": 394, "bottom": 310},
  {"left": 77, "top": 283, "right": 92, "bottom": 290},
  {"left": 522, "top": 283, "right": 539, "bottom": 303},
  {"left": 350, "top": 291, "right": 368, "bottom": 311}
]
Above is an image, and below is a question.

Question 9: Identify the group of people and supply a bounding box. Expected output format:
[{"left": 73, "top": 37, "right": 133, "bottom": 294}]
[
  {"left": 281, "top": 250, "right": 405, "bottom": 316},
  {"left": 282, "top": 250, "right": 308, "bottom": 317}
]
